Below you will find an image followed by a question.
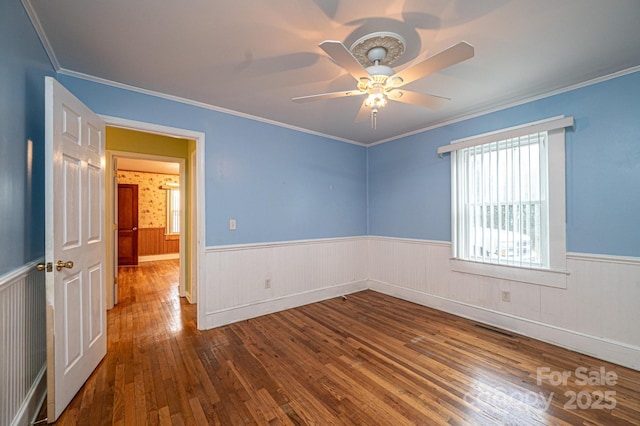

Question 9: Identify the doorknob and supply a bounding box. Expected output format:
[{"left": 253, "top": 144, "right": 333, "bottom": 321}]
[
  {"left": 56, "top": 260, "right": 74, "bottom": 271},
  {"left": 132, "top": 227, "right": 137, "bottom": 231}
]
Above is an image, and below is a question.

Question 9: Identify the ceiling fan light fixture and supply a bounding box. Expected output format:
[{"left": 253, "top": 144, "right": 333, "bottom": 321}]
[
  {"left": 365, "top": 90, "right": 387, "bottom": 109},
  {"left": 294, "top": 36, "right": 474, "bottom": 131}
]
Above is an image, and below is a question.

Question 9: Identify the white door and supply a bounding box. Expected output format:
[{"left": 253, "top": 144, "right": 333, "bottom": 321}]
[{"left": 44, "top": 77, "right": 107, "bottom": 422}]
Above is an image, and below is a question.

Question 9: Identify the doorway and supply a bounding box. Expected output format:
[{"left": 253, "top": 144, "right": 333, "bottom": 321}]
[
  {"left": 110, "top": 150, "right": 186, "bottom": 305},
  {"left": 115, "top": 157, "right": 183, "bottom": 268},
  {"left": 102, "top": 118, "right": 205, "bottom": 320}
]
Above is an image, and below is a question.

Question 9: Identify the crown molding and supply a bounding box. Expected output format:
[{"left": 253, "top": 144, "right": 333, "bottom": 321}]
[
  {"left": 51, "top": 60, "right": 640, "bottom": 149},
  {"left": 56, "top": 69, "right": 367, "bottom": 147},
  {"left": 21, "top": 0, "right": 60, "bottom": 71},
  {"left": 369, "top": 65, "right": 640, "bottom": 147}
]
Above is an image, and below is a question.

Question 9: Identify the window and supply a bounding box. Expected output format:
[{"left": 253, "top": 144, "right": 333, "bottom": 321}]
[
  {"left": 165, "top": 186, "right": 180, "bottom": 235},
  {"left": 453, "top": 132, "right": 548, "bottom": 268},
  {"left": 439, "top": 116, "right": 572, "bottom": 288}
]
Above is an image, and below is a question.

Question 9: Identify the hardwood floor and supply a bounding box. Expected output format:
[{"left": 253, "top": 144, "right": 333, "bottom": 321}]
[{"left": 49, "top": 260, "right": 640, "bottom": 425}]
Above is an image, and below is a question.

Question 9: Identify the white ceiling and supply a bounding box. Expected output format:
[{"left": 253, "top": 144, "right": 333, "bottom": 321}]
[
  {"left": 117, "top": 158, "right": 179, "bottom": 175},
  {"left": 25, "top": 0, "right": 640, "bottom": 145}
]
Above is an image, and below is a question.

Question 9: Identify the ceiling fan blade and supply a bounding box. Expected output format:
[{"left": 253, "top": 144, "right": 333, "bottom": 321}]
[
  {"left": 388, "top": 90, "right": 450, "bottom": 110},
  {"left": 354, "top": 101, "right": 371, "bottom": 123},
  {"left": 319, "top": 40, "right": 371, "bottom": 82},
  {"left": 392, "top": 41, "right": 474, "bottom": 87},
  {"left": 292, "top": 90, "right": 362, "bottom": 103}
]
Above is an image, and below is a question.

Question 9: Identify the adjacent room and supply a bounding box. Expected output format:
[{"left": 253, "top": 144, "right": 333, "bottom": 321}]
[{"left": 1, "top": 0, "right": 639, "bottom": 424}]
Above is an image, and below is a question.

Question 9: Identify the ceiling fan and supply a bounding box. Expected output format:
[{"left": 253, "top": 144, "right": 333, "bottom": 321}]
[{"left": 292, "top": 32, "right": 474, "bottom": 129}]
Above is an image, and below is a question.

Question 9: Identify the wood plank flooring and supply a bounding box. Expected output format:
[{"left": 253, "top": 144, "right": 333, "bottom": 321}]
[{"left": 48, "top": 260, "right": 640, "bottom": 425}]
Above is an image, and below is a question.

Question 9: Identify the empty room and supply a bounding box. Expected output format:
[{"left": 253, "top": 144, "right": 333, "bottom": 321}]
[{"left": 1, "top": 0, "right": 639, "bottom": 425}]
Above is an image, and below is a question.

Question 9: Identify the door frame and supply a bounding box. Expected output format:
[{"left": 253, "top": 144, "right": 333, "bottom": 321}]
[{"left": 102, "top": 116, "right": 205, "bottom": 324}]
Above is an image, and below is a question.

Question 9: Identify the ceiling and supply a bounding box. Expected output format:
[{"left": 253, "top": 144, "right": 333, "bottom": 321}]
[
  {"left": 117, "top": 158, "right": 179, "bottom": 175},
  {"left": 25, "top": 0, "right": 640, "bottom": 145}
]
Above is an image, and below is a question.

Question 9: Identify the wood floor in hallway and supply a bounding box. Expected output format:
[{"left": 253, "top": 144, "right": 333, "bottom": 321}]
[{"left": 49, "top": 259, "right": 640, "bottom": 425}]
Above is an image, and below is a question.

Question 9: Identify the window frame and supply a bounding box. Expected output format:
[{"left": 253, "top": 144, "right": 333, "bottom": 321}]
[
  {"left": 165, "top": 186, "right": 181, "bottom": 236},
  {"left": 442, "top": 117, "right": 571, "bottom": 288}
]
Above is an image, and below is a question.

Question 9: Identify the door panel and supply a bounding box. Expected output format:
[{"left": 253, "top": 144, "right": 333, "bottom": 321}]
[
  {"left": 88, "top": 164, "right": 101, "bottom": 242},
  {"left": 63, "top": 272, "right": 82, "bottom": 367},
  {"left": 62, "top": 155, "right": 82, "bottom": 247},
  {"left": 45, "top": 77, "right": 107, "bottom": 422},
  {"left": 118, "top": 184, "right": 138, "bottom": 265},
  {"left": 88, "top": 264, "right": 103, "bottom": 343}
]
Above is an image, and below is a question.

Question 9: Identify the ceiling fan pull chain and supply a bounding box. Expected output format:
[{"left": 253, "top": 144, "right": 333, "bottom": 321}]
[{"left": 371, "top": 108, "right": 378, "bottom": 129}]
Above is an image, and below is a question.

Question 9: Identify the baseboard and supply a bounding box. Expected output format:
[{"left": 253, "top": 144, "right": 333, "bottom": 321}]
[
  {"left": 202, "top": 279, "right": 368, "bottom": 329},
  {"left": 369, "top": 279, "right": 640, "bottom": 371},
  {"left": 11, "top": 364, "right": 46, "bottom": 426},
  {"left": 138, "top": 253, "right": 179, "bottom": 262}
]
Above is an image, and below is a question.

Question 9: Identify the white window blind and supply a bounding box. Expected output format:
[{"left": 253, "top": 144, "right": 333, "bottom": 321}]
[
  {"left": 440, "top": 116, "right": 573, "bottom": 288},
  {"left": 166, "top": 188, "right": 180, "bottom": 235},
  {"left": 161, "top": 182, "right": 180, "bottom": 235},
  {"left": 452, "top": 132, "right": 548, "bottom": 268}
]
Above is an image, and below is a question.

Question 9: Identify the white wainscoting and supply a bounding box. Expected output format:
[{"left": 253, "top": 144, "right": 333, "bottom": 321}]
[
  {"left": 0, "top": 260, "right": 47, "bottom": 426},
  {"left": 202, "top": 237, "right": 369, "bottom": 329},
  {"left": 200, "top": 235, "right": 639, "bottom": 370},
  {"left": 367, "top": 236, "right": 640, "bottom": 371}
]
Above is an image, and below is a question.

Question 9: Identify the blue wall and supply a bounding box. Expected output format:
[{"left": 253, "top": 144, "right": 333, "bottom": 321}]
[
  {"left": 4, "top": 0, "right": 637, "bottom": 262},
  {"left": 368, "top": 71, "right": 640, "bottom": 257},
  {"left": 0, "top": 0, "right": 54, "bottom": 275},
  {"left": 57, "top": 76, "right": 368, "bottom": 246}
]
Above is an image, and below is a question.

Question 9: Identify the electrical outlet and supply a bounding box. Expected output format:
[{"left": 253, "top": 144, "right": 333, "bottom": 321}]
[
  {"left": 264, "top": 278, "right": 271, "bottom": 289},
  {"left": 229, "top": 219, "right": 237, "bottom": 230},
  {"left": 501, "top": 291, "right": 511, "bottom": 302}
]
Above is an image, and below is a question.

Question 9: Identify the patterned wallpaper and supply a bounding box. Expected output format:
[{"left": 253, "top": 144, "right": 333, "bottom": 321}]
[{"left": 118, "top": 170, "right": 180, "bottom": 229}]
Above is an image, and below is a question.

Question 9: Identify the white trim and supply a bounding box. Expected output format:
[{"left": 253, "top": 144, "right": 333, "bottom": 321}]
[
  {"left": 0, "top": 258, "right": 43, "bottom": 291},
  {"left": 437, "top": 115, "right": 574, "bottom": 156},
  {"left": 366, "top": 235, "right": 640, "bottom": 264},
  {"left": 100, "top": 115, "right": 205, "bottom": 141},
  {"left": 53, "top": 62, "right": 637, "bottom": 148},
  {"left": 567, "top": 252, "right": 640, "bottom": 266},
  {"left": 450, "top": 258, "right": 568, "bottom": 288},
  {"left": 11, "top": 365, "right": 47, "bottom": 426},
  {"left": 188, "top": 149, "right": 198, "bottom": 304},
  {"left": 205, "top": 236, "right": 366, "bottom": 252},
  {"left": 202, "top": 280, "right": 368, "bottom": 329},
  {"left": 368, "top": 279, "right": 640, "bottom": 371},
  {"left": 448, "top": 125, "right": 567, "bottom": 287},
  {"left": 102, "top": 116, "right": 206, "bottom": 328},
  {"left": 60, "top": 69, "right": 366, "bottom": 147},
  {"left": 20, "top": 0, "right": 61, "bottom": 70},
  {"left": 369, "top": 65, "right": 640, "bottom": 147},
  {"left": 366, "top": 235, "right": 451, "bottom": 247}
]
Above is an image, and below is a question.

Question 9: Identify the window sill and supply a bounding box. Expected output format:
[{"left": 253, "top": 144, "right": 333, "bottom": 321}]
[{"left": 450, "top": 258, "right": 568, "bottom": 289}]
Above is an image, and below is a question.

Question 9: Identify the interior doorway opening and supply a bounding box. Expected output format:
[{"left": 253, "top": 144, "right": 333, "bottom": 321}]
[
  {"left": 103, "top": 119, "right": 205, "bottom": 321},
  {"left": 114, "top": 155, "right": 183, "bottom": 296},
  {"left": 115, "top": 157, "right": 182, "bottom": 266}
]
